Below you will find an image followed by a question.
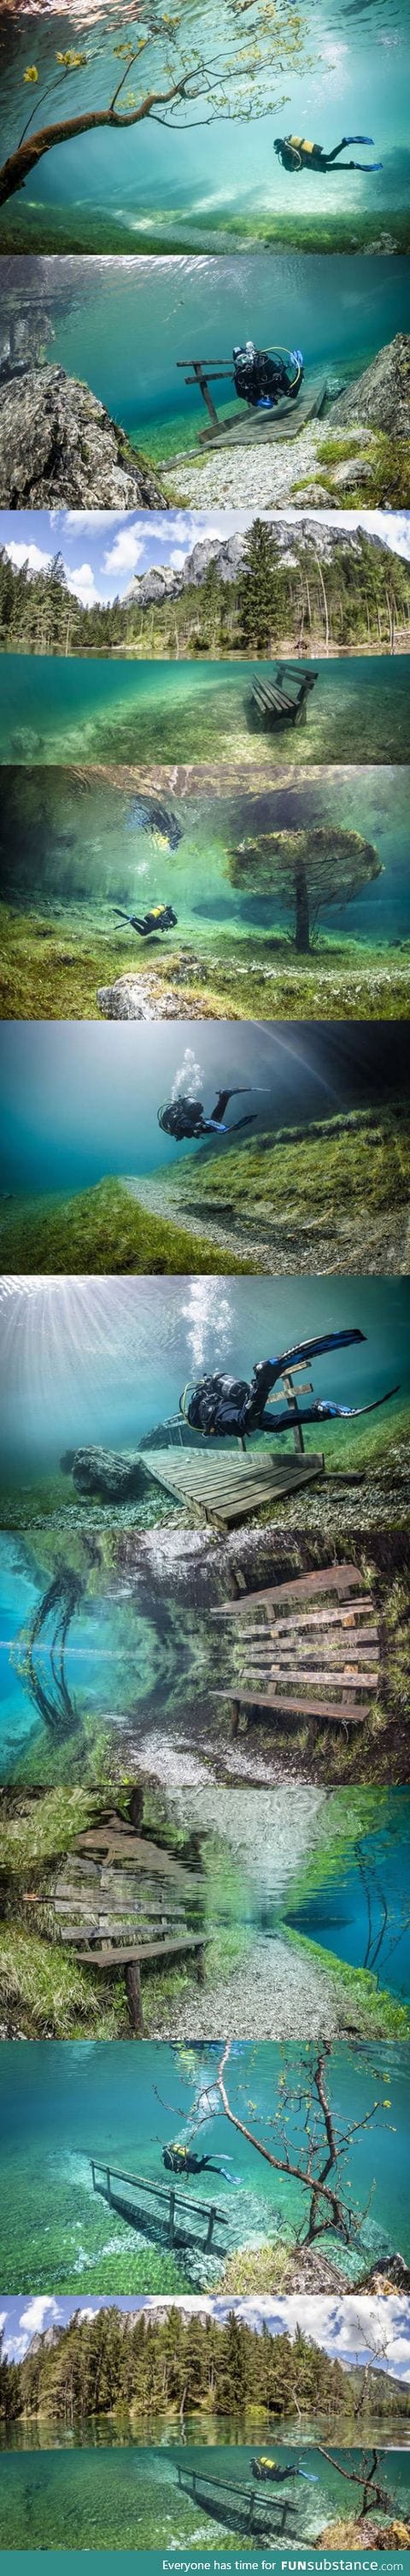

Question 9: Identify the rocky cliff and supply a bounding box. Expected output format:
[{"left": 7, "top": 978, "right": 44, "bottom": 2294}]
[
  {"left": 332, "top": 333, "right": 410, "bottom": 437},
  {"left": 0, "top": 364, "right": 167, "bottom": 508},
  {"left": 124, "top": 519, "right": 400, "bottom": 610}
]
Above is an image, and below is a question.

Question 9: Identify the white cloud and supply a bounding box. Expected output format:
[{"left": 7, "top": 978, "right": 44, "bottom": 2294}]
[
  {"left": 103, "top": 528, "right": 146, "bottom": 575},
  {"left": 169, "top": 549, "right": 186, "bottom": 569},
  {"left": 5, "top": 540, "right": 52, "bottom": 577},
  {"left": 62, "top": 511, "right": 123, "bottom": 531},
  {"left": 66, "top": 561, "right": 102, "bottom": 608}
]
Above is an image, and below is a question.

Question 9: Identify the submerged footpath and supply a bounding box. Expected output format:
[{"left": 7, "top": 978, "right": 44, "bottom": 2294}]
[
  {"left": 146, "top": 1781, "right": 340, "bottom": 2041},
  {"left": 122, "top": 1099, "right": 410, "bottom": 1276}
]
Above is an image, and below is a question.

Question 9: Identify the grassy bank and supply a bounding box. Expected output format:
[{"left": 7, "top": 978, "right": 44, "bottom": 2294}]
[
  {"left": 0, "top": 1176, "right": 253, "bottom": 1277},
  {"left": 1, "top": 905, "right": 409, "bottom": 1022},
  {"left": 154, "top": 1102, "right": 410, "bottom": 1266}
]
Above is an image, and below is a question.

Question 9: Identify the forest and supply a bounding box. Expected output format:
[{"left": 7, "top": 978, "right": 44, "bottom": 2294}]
[
  {"left": 1, "top": 525, "right": 410, "bottom": 658},
  {"left": 1, "top": 2305, "right": 410, "bottom": 2430}
]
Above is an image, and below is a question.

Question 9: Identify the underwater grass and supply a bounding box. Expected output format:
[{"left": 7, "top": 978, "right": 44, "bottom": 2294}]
[
  {"left": 1, "top": 907, "right": 410, "bottom": 1023},
  {"left": 0, "top": 1177, "right": 253, "bottom": 1278},
  {"left": 166, "top": 1106, "right": 410, "bottom": 1230},
  {"left": 284, "top": 1929, "right": 410, "bottom": 2040}
]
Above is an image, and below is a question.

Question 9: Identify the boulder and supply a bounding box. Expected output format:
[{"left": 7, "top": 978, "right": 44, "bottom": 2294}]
[
  {"left": 331, "top": 457, "right": 375, "bottom": 489},
  {"left": 0, "top": 365, "right": 166, "bottom": 508},
  {"left": 331, "top": 333, "right": 410, "bottom": 437},
  {"left": 97, "top": 974, "right": 201, "bottom": 1020},
  {"left": 60, "top": 1445, "right": 148, "bottom": 1500}
]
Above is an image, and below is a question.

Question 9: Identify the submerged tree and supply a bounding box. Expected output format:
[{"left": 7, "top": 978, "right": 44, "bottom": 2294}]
[
  {"left": 0, "top": 0, "right": 311, "bottom": 209},
  {"left": 157, "top": 2040, "right": 392, "bottom": 2258},
  {"left": 13, "top": 1561, "right": 85, "bottom": 1742},
  {"left": 227, "top": 822, "right": 383, "bottom": 952}
]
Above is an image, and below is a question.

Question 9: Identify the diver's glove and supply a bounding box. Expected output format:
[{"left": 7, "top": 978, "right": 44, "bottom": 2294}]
[{"left": 290, "top": 348, "right": 303, "bottom": 368}]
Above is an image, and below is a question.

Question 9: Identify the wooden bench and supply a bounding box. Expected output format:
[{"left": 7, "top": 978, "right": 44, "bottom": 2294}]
[{"left": 212, "top": 1561, "right": 378, "bottom": 1736}]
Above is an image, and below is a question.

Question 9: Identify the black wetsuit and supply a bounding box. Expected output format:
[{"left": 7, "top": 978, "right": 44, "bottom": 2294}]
[
  {"left": 114, "top": 905, "right": 177, "bottom": 936},
  {"left": 233, "top": 344, "right": 302, "bottom": 407},
  {"left": 274, "top": 134, "right": 381, "bottom": 173},
  {"left": 158, "top": 1087, "right": 257, "bottom": 1143},
  {"left": 179, "top": 1330, "right": 398, "bottom": 1442},
  {"left": 163, "top": 2147, "right": 229, "bottom": 2178}
]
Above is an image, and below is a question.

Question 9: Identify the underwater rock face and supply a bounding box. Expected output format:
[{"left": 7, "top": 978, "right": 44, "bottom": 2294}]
[
  {"left": 0, "top": 366, "right": 166, "bottom": 508},
  {"left": 332, "top": 333, "right": 410, "bottom": 437},
  {"left": 60, "top": 1445, "right": 149, "bottom": 1500}
]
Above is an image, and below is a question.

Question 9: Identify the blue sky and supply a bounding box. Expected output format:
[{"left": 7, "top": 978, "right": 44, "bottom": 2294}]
[
  {"left": 1, "top": 2293, "right": 410, "bottom": 2378},
  {"left": 1, "top": 508, "right": 409, "bottom": 610}
]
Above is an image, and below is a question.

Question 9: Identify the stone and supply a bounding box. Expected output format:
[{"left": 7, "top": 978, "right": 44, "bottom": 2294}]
[
  {"left": 60, "top": 1445, "right": 148, "bottom": 1500},
  {"left": 331, "top": 457, "right": 375, "bottom": 488},
  {"left": 331, "top": 333, "right": 410, "bottom": 437},
  {"left": 97, "top": 974, "right": 200, "bottom": 1020},
  {"left": 290, "top": 484, "right": 337, "bottom": 508},
  {"left": 0, "top": 365, "right": 167, "bottom": 508}
]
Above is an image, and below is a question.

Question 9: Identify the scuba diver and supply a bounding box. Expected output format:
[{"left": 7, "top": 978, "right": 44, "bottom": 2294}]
[
  {"left": 274, "top": 134, "right": 382, "bottom": 174},
  {"left": 251, "top": 2458, "right": 317, "bottom": 2485},
  {"left": 114, "top": 904, "right": 178, "bottom": 938},
  {"left": 233, "top": 341, "right": 303, "bottom": 410},
  {"left": 158, "top": 1085, "right": 261, "bottom": 1144},
  {"left": 179, "top": 1329, "right": 399, "bottom": 1446},
  {"left": 163, "top": 2143, "right": 234, "bottom": 2181}
]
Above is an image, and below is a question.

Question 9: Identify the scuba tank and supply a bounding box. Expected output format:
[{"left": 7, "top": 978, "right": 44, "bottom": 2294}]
[{"left": 233, "top": 340, "right": 303, "bottom": 408}]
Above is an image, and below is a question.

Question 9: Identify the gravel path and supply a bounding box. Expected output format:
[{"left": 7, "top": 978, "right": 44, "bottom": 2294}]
[
  {"left": 150, "top": 1929, "right": 340, "bottom": 2042},
  {"left": 123, "top": 1174, "right": 407, "bottom": 1276},
  {"left": 162, "top": 421, "right": 336, "bottom": 510}
]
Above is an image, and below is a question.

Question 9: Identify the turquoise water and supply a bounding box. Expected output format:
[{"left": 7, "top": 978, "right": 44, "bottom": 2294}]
[
  {"left": 3, "top": 766, "right": 410, "bottom": 950},
  {"left": 1, "top": 2443, "right": 410, "bottom": 2547},
  {"left": 1, "top": 1023, "right": 407, "bottom": 1201},
  {"left": 3, "top": 252, "right": 409, "bottom": 459},
  {"left": 1, "top": 0, "right": 409, "bottom": 254},
  {"left": 0, "top": 659, "right": 409, "bottom": 768},
  {"left": 0, "top": 1275, "right": 408, "bottom": 1494},
  {"left": 287, "top": 1790, "right": 410, "bottom": 2003},
  {"left": 0, "top": 2039, "right": 408, "bottom": 2290}
]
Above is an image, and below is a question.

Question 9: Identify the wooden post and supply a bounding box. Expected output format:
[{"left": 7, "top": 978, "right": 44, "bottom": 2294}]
[
  {"left": 196, "top": 1944, "right": 206, "bottom": 1986},
  {"left": 106, "top": 2166, "right": 112, "bottom": 2205},
  {"left": 193, "top": 362, "right": 220, "bottom": 427},
  {"left": 91, "top": 2160, "right": 96, "bottom": 2191},
  {"left": 205, "top": 2204, "right": 216, "bottom": 2251},
  {"left": 125, "top": 1960, "right": 144, "bottom": 2036},
  {"left": 168, "top": 2188, "right": 176, "bottom": 2245},
  {"left": 231, "top": 1698, "right": 240, "bottom": 1738}
]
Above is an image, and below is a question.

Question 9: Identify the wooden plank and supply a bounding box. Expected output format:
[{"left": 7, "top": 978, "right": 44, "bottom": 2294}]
[
  {"left": 237, "top": 1665, "right": 378, "bottom": 1689},
  {"left": 214, "top": 1690, "right": 367, "bottom": 1725},
  {"left": 142, "top": 1447, "right": 324, "bottom": 1524},
  {"left": 213, "top": 1564, "right": 365, "bottom": 1618},
  {"left": 235, "top": 1608, "right": 377, "bottom": 1636},
  {"left": 73, "top": 1931, "right": 207, "bottom": 1967}
]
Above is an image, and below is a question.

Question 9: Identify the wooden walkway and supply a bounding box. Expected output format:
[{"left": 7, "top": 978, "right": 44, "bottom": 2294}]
[
  {"left": 176, "top": 356, "right": 328, "bottom": 447},
  {"left": 91, "top": 2160, "right": 228, "bottom": 2255},
  {"left": 177, "top": 2467, "right": 296, "bottom": 2536},
  {"left": 140, "top": 1445, "right": 325, "bottom": 1529},
  {"left": 212, "top": 1561, "right": 378, "bottom": 1733}
]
